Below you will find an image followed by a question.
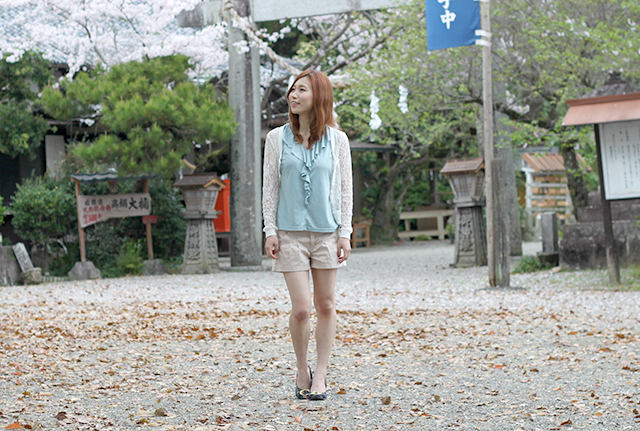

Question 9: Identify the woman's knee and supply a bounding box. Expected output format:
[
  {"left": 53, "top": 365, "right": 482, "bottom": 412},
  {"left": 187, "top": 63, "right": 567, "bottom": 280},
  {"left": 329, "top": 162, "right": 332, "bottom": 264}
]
[
  {"left": 291, "top": 306, "right": 312, "bottom": 323},
  {"left": 314, "top": 298, "right": 336, "bottom": 316}
]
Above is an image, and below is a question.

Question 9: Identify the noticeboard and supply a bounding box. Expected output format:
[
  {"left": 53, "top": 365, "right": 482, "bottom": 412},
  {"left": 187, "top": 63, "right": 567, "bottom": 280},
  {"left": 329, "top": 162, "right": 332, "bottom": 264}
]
[
  {"left": 599, "top": 120, "right": 640, "bottom": 200},
  {"left": 77, "top": 193, "right": 151, "bottom": 228}
]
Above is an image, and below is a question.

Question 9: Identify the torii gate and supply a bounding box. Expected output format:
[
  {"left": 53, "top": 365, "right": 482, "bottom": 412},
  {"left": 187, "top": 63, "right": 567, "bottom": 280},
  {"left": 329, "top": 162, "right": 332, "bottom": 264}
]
[
  {"left": 180, "top": 1, "right": 502, "bottom": 286},
  {"left": 179, "top": 0, "right": 412, "bottom": 269}
]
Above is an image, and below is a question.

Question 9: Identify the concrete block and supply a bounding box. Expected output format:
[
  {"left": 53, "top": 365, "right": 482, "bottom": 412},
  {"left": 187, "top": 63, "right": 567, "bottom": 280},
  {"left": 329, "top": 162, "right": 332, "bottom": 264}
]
[
  {"left": 142, "top": 259, "right": 168, "bottom": 276},
  {"left": 68, "top": 261, "right": 101, "bottom": 281},
  {"left": 0, "top": 246, "right": 21, "bottom": 286},
  {"left": 21, "top": 268, "right": 43, "bottom": 285}
]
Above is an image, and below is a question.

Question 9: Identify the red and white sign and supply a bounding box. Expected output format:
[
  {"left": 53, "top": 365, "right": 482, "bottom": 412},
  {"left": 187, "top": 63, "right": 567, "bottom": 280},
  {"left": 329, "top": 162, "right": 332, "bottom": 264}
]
[{"left": 77, "top": 193, "right": 151, "bottom": 228}]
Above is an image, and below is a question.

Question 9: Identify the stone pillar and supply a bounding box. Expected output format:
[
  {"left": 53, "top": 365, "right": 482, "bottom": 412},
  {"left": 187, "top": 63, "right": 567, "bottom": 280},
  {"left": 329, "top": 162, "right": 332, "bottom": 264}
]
[
  {"left": 0, "top": 246, "right": 21, "bottom": 286},
  {"left": 182, "top": 215, "right": 220, "bottom": 274},
  {"left": 174, "top": 174, "right": 224, "bottom": 274},
  {"left": 228, "top": 0, "right": 262, "bottom": 268},
  {"left": 12, "top": 243, "right": 42, "bottom": 285},
  {"left": 454, "top": 206, "right": 487, "bottom": 267},
  {"left": 538, "top": 211, "right": 559, "bottom": 267}
]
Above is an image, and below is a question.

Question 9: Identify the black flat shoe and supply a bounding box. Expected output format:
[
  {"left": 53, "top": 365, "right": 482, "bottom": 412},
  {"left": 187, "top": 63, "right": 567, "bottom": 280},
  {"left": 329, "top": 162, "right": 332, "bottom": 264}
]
[
  {"left": 308, "top": 378, "right": 327, "bottom": 401},
  {"left": 295, "top": 366, "right": 313, "bottom": 400}
]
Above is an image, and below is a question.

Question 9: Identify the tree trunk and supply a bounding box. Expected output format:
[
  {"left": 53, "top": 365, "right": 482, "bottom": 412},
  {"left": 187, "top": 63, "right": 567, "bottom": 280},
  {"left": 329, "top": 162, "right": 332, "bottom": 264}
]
[
  {"left": 560, "top": 139, "right": 589, "bottom": 220},
  {"left": 370, "top": 178, "right": 400, "bottom": 243}
]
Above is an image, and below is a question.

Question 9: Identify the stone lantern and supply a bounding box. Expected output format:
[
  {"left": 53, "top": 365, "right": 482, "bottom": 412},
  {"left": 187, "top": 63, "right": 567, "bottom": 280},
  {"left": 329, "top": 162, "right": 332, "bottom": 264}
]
[
  {"left": 174, "top": 173, "right": 225, "bottom": 274},
  {"left": 440, "top": 158, "right": 487, "bottom": 267}
]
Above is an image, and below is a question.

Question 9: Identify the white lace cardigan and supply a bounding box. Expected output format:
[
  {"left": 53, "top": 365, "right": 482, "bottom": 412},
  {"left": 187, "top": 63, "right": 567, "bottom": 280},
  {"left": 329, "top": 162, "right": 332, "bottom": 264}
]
[{"left": 262, "top": 125, "right": 353, "bottom": 239}]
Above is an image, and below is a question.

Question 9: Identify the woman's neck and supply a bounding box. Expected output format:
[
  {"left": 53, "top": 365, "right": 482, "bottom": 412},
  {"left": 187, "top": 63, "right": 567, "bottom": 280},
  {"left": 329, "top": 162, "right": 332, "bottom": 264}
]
[
  {"left": 296, "top": 114, "right": 312, "bottom": 148},
  {"left": 298, "top": 113, "right": 311, "bottom": 135}
]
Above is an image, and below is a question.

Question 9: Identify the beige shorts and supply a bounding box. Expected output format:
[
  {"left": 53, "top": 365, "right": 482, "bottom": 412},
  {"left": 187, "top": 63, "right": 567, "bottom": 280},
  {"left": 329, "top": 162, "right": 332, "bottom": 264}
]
[{"left": 273, "top": 230, "right": 345, "bottom": 272}]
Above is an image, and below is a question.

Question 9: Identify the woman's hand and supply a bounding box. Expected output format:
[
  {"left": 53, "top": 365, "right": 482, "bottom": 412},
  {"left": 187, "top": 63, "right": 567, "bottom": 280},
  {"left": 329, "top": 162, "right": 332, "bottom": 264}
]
[
  {"left": 337, "top": 238, "right": 351, "bottom": 264},
  {"left": 265, "top": 235, "right": 279, "bottom": 259}
]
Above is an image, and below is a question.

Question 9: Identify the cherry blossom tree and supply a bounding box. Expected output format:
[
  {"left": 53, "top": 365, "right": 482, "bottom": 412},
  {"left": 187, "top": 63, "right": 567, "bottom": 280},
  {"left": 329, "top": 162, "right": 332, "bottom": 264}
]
[{"left": 0, "top": 0, "right": 228, "bottom": 79}]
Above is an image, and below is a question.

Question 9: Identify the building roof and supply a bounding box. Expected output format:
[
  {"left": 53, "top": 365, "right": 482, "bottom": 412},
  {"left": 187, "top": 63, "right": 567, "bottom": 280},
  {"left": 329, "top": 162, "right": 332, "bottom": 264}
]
[
  {"left": 173, "top": 173, "right": 225, "bottom": 189},
  {"left": 349, "top": 141, "right": 397, "bottom": 152},
  {"left": 522, "top": 153, "right": 589, "bottom": 174},
  {"left": 70, "top": 173, "right": 156, "bottom": 182},
  {"left": 0, "top": 5, "right": 68, "bottom": 63},
  {"left": 562, "top": 92, "right": 640, "bottom": 126},
  {"left": 440, "top": 158, "right": 484, "bottom": 175}
]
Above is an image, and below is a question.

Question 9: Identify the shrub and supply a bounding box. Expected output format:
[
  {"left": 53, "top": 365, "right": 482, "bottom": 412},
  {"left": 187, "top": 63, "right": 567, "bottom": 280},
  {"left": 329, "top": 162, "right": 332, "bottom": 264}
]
[
  {"left": 117, "top": 238, "right": 144, "bottom": 276},
  {"left": 0, "top": 196, "right": 5, "bottom": 226},
  {"left": 512, "top": 255, "right": 554, "bottom": 274},
  {"left": 10, "top": 176, "right": 76, "bottom": 271}
]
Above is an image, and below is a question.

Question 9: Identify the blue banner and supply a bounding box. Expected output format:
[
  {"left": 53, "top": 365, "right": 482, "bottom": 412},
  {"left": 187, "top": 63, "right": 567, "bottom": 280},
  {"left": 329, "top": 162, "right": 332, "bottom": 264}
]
[{"left": 425, "top": 0, "right": 481, "bottom": 51}]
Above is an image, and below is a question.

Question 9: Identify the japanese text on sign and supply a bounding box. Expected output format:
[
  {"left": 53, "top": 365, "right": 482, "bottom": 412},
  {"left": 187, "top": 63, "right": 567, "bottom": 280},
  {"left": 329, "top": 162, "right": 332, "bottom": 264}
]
[
  {"left": 438, "top": 0, "right": 456, "bottom": 29},
  {"left": 425, "top": 0, "right": 481, "bottom": 51},
  {"left": 599, "top": 120, "right": 640, "bottom": 200},
  {"left": 76, "top": 193, "right": 152, "bottom": 228}
]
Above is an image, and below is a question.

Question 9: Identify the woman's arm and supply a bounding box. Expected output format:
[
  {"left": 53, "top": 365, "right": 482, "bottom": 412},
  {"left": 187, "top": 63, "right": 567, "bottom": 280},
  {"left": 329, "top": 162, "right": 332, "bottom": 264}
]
[
  {"left": 337, "top": 131, "right": 353, "bottom": 239},
  {"left": 262, "top": 129, "right": 280, "bottom": 238}
]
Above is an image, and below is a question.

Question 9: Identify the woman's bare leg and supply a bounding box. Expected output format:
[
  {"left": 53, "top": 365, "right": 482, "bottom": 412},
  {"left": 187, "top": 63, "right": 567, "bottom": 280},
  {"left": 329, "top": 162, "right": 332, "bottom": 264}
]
[
  {"left": 310, "top": 268, "right": 337, "bottom": 393},
  {"left": 283, "top": 271, "right": 313, "bottom": 390}
]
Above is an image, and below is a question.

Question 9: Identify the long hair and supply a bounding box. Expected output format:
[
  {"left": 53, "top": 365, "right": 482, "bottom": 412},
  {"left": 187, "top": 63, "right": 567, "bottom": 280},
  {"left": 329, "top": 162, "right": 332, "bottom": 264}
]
[{"left": 287, "top": 69, "right": 336, "bottom": 146}]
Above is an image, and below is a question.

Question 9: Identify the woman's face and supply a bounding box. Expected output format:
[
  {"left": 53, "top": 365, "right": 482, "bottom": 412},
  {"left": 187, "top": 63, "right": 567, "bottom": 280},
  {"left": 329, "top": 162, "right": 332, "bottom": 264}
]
[{"left": 288, "top": 76, "right": 313, "bottom": 117}]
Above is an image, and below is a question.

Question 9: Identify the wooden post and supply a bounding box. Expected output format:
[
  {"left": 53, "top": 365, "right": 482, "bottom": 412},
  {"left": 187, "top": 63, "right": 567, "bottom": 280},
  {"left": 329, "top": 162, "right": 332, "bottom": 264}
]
[
  {"left": 481, "top": 0, "right": 496, "bottom": 285},
  {"left": 73, "top": 178, "right": 86, "bottom": 262},
  {"left": 492, "top": 158, "right": 510, "bottom": 287},
  {"left": 143, "top": 179, "right": 154, "bottom": 260},
  {"left": 594, "top": 124, "right": 620, "bottom": 284}
]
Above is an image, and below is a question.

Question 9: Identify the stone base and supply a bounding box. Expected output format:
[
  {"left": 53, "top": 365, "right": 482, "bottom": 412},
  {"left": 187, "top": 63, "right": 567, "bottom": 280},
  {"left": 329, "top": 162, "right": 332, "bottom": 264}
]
[
  {"left": 0, "top": 246, "right": 21, "bottom": 286},
  {"left": 560, "top": 220, "right": 640, "bottom": 270},
  {"left": 68, "top": 261, "right": 102, "bottom": 281},
  {"left": 142, "top": 259, "right": 168, "bottom": 276},
  {"left": 537, "top": 252, "right": 559, "bottom": 268},
  {"left": 22, "top": 267, "right": 43, "bottom": 285},
  {"left": 222, "top": 265, "right": 268, "bottom": 272}
]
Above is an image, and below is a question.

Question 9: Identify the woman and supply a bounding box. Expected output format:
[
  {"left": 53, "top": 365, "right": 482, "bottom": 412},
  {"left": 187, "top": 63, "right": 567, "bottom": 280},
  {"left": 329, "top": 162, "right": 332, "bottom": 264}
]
[{"left": 262, "top": 69, "right": 353, "bottom": 401}]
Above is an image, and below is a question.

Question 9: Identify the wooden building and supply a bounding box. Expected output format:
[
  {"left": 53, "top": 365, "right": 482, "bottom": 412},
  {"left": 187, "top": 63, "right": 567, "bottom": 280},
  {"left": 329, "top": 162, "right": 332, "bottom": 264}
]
[{"left": 520, "top": 152, "right": 588, "bottom": 226}]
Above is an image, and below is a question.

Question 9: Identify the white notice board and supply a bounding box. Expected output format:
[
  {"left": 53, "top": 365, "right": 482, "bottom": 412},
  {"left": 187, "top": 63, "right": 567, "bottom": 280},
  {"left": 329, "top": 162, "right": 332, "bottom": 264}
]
[{"left": 599, "top": 120, "right": 640, "bottom": 200}]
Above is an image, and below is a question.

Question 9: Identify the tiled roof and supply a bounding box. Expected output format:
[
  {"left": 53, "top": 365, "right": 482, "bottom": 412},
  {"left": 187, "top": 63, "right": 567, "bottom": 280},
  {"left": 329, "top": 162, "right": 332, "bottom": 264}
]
[
  {"left": 0, "top": 5, "right": 69, "bottom": 63},
  {"left": 522, "top": 152, "right": 589, "bottom": 173}
]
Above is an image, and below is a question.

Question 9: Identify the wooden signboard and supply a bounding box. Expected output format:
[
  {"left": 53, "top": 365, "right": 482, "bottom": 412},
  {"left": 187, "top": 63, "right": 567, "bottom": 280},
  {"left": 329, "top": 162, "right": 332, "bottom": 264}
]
[{"left": 598, "top": 120, "right": 640, "bottom": 200}]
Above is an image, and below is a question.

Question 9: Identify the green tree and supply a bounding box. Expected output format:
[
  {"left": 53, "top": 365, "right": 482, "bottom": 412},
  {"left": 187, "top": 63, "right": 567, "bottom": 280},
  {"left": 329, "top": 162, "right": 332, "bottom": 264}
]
[
  {"left": 41, "top": 55, "right": 237, "bottom": 178},
  {"left": 0, "top": 51, "right": 53, "bottom": 157},
  {"left": 335, "top": 1, "right": 480, "bottom": 242},
  {"left": 338, "top": 0, "right": 640, "bottom": 241}
]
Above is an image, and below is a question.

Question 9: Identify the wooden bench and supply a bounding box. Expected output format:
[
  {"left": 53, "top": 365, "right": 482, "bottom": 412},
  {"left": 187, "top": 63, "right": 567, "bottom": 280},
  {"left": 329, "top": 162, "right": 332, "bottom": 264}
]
[
  {"left": 398, "top": 208, "right": 454, "bottom": 240},
  {"left": 351, "top": 221, "right": 371, "bottom": 248}
]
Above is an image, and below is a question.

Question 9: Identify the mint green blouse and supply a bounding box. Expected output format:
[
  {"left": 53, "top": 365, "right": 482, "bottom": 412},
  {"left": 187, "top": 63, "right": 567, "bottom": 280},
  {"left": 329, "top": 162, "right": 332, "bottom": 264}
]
[{"left": 276, "top": 125, "right": 338, "bottom": 233}]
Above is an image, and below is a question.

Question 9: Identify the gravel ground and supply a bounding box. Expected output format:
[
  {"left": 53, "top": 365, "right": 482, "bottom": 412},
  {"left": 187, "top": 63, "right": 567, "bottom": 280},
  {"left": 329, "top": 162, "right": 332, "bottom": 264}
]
[{"left": 1, "top": 241, "right": 640, "bottom": 431}]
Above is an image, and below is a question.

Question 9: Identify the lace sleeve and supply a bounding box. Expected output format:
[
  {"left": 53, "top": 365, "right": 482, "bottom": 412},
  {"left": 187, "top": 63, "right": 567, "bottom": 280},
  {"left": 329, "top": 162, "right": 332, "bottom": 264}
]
[
  {"left": 337, "top": 131, "right": 353, "bottom": 238},
  {"left": 262, "top": 129, "right": 280, "bottom": 237}
]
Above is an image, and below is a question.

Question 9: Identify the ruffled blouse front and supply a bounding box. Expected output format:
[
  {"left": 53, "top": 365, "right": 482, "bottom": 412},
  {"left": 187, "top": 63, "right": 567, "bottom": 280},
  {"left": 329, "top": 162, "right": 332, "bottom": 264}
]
[{"left": 276, "top": 125, "right": 338, "bottom": 233}]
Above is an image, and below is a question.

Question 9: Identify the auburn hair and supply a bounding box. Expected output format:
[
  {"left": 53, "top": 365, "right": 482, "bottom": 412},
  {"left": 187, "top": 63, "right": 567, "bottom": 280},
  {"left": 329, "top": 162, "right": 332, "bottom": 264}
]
[{"left": 287, "top": 69, "right": 336, "bottom": 146}]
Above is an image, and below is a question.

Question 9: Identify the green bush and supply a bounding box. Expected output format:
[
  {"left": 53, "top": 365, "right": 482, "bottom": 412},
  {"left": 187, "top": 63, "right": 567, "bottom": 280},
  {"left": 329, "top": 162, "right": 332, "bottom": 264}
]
[
  {"left": 0, "top": 196, "right": 6, "bottom": 226},
  {"left": 512, "top": 255, "right": 554, "bottom": 274},
  {"left": 117, "top": 238, "right": 144, "bottom": 276},
  {"left": 10, "top": 176, "right": 76, "bottom": 271}
]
